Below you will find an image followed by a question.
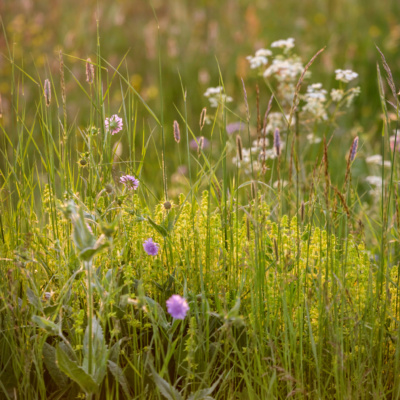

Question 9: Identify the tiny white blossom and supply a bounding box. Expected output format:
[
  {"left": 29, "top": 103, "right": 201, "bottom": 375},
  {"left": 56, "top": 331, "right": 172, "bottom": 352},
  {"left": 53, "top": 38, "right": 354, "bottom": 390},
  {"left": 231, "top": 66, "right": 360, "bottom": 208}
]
[
  {"left": 335, "top": 69, "right": 358, "bottom": 83},
  {"left": 204, "top": 86, "right": 233, "bottom": 108},
  {"left": 255, "top": 48, "right": 273, "bottom": 57},
  {"left": 246, "top": 55, "right": 269, "bottom": 69},
  {"left": 365, "top": 176, "right": 383, "bottom": 187},
  {"left": 264, "top": 58, "right": 304, "bottom": 81},
  {"left": 331, "top": 89, "right": 344, "bottom": 102},
  {"left": 366, "top": 154, "right": 391, "bottom": 167},
  {"left": 306, "top": 133, "right": 322, "bottom": 144},
  {"left": 271, "top": 38, "right": 295, "bottom": 51}
]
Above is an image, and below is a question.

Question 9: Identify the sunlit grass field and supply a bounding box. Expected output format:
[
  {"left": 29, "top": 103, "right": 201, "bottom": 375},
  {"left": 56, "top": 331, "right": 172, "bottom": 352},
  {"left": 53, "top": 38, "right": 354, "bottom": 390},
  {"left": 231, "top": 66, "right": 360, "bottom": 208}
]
[{"left": 2, "top": 1, "right": 400, "bottom": 399}]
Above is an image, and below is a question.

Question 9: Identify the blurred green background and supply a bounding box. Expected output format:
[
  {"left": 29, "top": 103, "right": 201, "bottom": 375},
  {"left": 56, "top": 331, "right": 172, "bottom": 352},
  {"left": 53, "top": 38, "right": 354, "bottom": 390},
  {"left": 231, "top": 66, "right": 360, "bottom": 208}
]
[{"left": 1, "top": 0, "right": 400, "bottom": 198}]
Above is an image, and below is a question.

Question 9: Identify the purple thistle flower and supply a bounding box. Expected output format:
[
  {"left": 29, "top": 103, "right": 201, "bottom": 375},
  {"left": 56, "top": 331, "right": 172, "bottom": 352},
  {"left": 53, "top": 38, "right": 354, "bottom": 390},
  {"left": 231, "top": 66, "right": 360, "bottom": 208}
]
[
  {"left": 105, "top": 114, "right": 123, "bottom": 135},
  {"left": 274, "top": 128, "right": 281, "bottom": 156},
  {"left": 143, "top": 238, "right": 159, "bottom": 256},
  {"left": 166, "top": 295, "right": 189, "bottom": 320},
  {"left": 120, "top": 175, "right": 139, "bottom": 190},
  {"left": 350, "top": 136, "right": 359, "bottom": 162}
]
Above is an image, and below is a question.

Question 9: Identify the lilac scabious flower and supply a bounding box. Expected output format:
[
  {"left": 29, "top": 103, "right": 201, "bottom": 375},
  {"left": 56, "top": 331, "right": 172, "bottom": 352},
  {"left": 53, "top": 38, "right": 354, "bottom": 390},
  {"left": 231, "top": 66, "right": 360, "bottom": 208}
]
[
  {"left": 143, "top": 238, "right": 159, "bottom": 256},
  {"left": 166, "top": 295, "right": 189, "bottom": 320},
  {"left": 105, "top": 114, "right": 123, "bottom": 135},
  {"left": 226, "top": 121, "right": 245, "bottom": 135},
  {"left": 190, "top": 136, "right": 210, "bottom": 150},
  {"left": 120, "top": 175, "right": 139, "bottom": 190}
]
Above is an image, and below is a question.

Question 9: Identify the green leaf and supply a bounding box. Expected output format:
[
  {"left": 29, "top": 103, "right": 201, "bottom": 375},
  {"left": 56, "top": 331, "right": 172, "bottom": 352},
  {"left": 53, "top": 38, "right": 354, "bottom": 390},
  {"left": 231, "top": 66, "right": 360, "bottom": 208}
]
[
  {"left": 107, "top": 360, "right": 131, "bottom": 399},
  {"left": 165, "top": 209, "right": 176, "bottom": 232},
  {"left": 147, "top": 217, "right": 168, "bottom": 237},
  {"left": 187, "top": 374, "right": 224, "bottom": 400},
  {"left": 26, "top": 287, "right": 43, "bottom": 312},
  {"left": 82, "top": 317, "right": 108, "bottom": 385},
  {"left": 32, "top": 315, "right": 59, "bottom": 335},
  {"left": 145, "top": 297, "right": 169, "bottom": 329},
  {"left": 149, "top": 364, "right": 183, "bottom": 400},
  {"left": 79, "top": 242, "right": 109, "bottom": 261},
  {"left": 42, "top": 343, "right": 69, "bottom": 388},
  {"left": 56, "top": 345, "right": 99, "bottom": 394}
]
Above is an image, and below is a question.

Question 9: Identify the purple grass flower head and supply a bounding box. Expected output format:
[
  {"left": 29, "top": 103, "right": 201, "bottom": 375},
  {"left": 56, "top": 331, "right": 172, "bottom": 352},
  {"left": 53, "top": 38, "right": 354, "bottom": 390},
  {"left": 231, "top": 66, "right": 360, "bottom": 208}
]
[
  {"left": 274, "top": 128, "right": 281, "bottom": 156},
  {"left": 190, "top": 136, "right": 210, "bottom": 150},
  {"left": 120, "top": 175, "right": 139, "bottom": 190},
  {"left": 350, "top": 136, "right": 359, "bottom": 162},
  {"left": 105, "top": 114, "right": 123, "bottom": 135},
  {"left": 143, "top": 238, "right": 159, "bottom": 256},
  {"left": 166, "top": 295, "right": 189, "bottom": 320}
]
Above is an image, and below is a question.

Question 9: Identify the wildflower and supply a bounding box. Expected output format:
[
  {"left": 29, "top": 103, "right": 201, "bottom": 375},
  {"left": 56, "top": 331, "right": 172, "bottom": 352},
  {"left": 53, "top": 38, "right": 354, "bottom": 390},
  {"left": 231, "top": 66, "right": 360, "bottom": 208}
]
[
  {"left": 302, "top": 83, "right": 328, "bottom": 120},
  {"left": 236, "top": 135, "right": 243, "bottom": 161},
  {"left": 366, "top": 154, "right": 391, "bottom": 167},
  {"left": 390, "top": 131, "right": 400, "bottom": 153},
  {"left": 166, "top": 295, "right": 189, "bottom": 320},
  {"left": 120, "top": 175, "right": 139, "bottom": 190},
  {"left": 173, "top": 120, "right": 180, "bottom": 143},
  {"left": 143, "top": 238, "right": 159, "bottom": 256},
  {"left": 273, "top": 180, "right": 288, "bottom": 188},
  {"left": 199, "top": 107, "right": 207, "bottom": 130},
  {"left": 335, "top": 69, "right": 358, "bottom": 83},
  {"left": 44, "top": 79, "right": 51, "bottom": 107},
  {"left": 190, "top": 136, "right": 209, "bottom": 150},
  {"left": 86, "top": 58, "right": 94, "bottom": 84},
  {"left": 264, "top": 58, "right": 304, "bottom": 82},
  {"left": 227, "top": 121, "right": 245, "bottom": 135},
  {"left": 43, "top": 292, "right": 53, "bottom": 301},
  {"left": 271, "top": 38, "right": 295, "bottom": 52},
  {"left": 366, "top": 176, "right": 383, "bottom": 187},
  {"left": 274, "top": 128, "right": 281, "bottom": 156},
  {"left": 330, "top": 89, "right": 344, "bottom": 102},
  {"left": 246, "top": 48, "right": 272, "bottom": 69},
  {"left": 204, "top": 86, "right": 233, "bottom": 108},
  {"left": 306, "top": 134, "right": 322, "bottom": 144},
  {"left": 105, "top": 115, "right": 123, "bottom": 135},
  {"left": 345, "top": 87, "right": 361, "bottom": 107},
  {"left": 350, "top": 137, "right": 359, "bottom": 162}
]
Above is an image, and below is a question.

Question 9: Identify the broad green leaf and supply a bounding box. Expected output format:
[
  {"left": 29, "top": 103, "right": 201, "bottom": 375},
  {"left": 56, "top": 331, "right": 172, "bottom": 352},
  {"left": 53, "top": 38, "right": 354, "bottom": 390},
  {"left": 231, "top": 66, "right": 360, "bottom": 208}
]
[
  {"left": 107, "top": 360, "right": 131, "bottom": 399},
  {"left": 26, "top": 287, "right": 43, "bottom": 312},
  {"left": 42, "top": 342, "right": 68, "bottom": 388},
  {"left": 56, "top": 345, "right": 99, "bottom": 394},
  {"left": 32, "top": 315, "right": 59, "bottom": 335},
  {"left": 187, "top": 374, "right": 224, "bottom": 400},
  {"left": 149, "top": 364, "right": 183, "bottom": 400},
  {"left": 145, "top": 297, "right": 169, "bottom": 329},
  {"left": 82, "top": 317, "right": 108, "bottom": 385},
  {"left": 147, "top": 217, "right": 168, "bottom": 237}
]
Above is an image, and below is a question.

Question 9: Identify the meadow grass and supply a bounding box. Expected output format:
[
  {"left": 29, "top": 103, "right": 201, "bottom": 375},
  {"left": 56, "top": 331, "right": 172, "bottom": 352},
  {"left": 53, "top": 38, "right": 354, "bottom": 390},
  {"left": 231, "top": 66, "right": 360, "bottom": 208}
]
[{"left": 1, "top": 22, "right": 400, "bottom": 400}]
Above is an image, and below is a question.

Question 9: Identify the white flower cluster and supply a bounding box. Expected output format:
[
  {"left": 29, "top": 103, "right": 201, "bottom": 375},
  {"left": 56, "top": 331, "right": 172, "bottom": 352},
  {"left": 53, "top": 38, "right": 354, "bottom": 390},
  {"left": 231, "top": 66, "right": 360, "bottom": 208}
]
[
  {"left": 366, "top": 154, "right": 391, "bottom": 168},
  {"left": 335, "top": 69, "right": 358, "bottom": 83},
  {"left": 301, "top": 83, "right": 328, "bottom": 121},
  {"left": 365, "top": 175, "right": 383, "bottom": 198},
  {"left": 264, "top": 58, "right": 304, "bottom": 82},
  {"left": 204, "top": 86, "right": 233, "bottom": 108},
  {"left": 246, "top": 49, "right": 273, "bottom": 69},
  {"left": 232, "top": 137, "right": 286, "bottom": 174},
  {"left": 271, "top": 38, "right": 295, "bottom": 52},
  {"left": 330, "top": 89, "right": 344, "bottom": 102},
  {"left": 263, "top": 112, "right": 292, "bottom": 134},
  {"left": 306, "top": 133, "right": 322, "bottom": 144}
]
